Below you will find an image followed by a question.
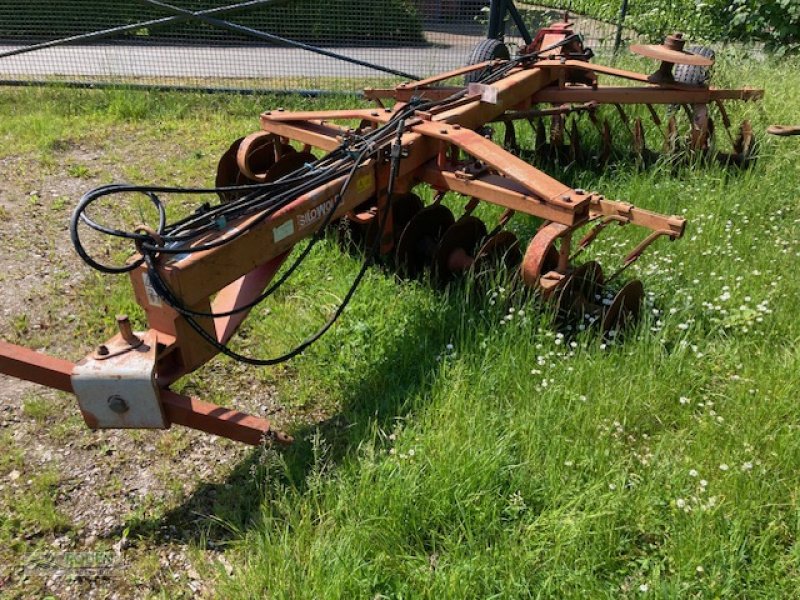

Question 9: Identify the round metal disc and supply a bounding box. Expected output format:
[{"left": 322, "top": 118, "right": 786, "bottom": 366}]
[
  {"left": 433, "top": 216, "right": 488, "bottom": 282},
  {"left": 340, "top": 193, "right": 424, "bottom": 253},
  {"left": 630, "top": 44, "right": 714, "bottom": 66},
  {"left": 337, "top": 198, "right": 375, "bottom": 250},
  {"left": 264, "top": 151, "right": 315, "bottom": 183},
  {"left": 215, "top": 136, "right": 245, "bottom": 203},
  {"left": 555, "top": 261, "right": 604, "bottom": 323},
  {"left": 396, "top": 204, "right": 455, "bottom": 277},
  {"left": 474, "top": 230, "right": 521, "bottom": 273},
  {"left": 236, "top": 132, "right": 275, "bottom": 180},
  {"left": 601, "top": 279, "right": 644, "bottom": 339},
  {"left": 365, "top": 192, "right": 427, "bottom": 250},
  {"left": 390, "top": 193, "right": 424, "bottom": 245}
]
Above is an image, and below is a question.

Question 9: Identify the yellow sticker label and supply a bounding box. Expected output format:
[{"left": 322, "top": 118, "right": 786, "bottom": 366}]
[{"left": 355, "top": 171, "right": 375, "bottom": 194}]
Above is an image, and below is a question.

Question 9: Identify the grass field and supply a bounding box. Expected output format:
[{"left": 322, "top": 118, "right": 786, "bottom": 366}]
[{"left": 1, "top": 52, "right": 799, "bottom": 598}]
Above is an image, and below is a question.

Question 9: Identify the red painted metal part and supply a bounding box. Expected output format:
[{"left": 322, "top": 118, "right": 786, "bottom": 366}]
[
  {"left": 0, "top": 340, "right": 74, "bottom": 393},
  {"left": 0, "top": 340, "right": 288, "bottom": 446},
  {"left": 161, "top": 391, "right": 293, "bottom": 446}
]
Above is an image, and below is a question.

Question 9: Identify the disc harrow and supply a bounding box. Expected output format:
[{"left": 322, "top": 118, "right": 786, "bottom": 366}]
[{"left": 0, "top": 20, "right": 765, "bottom": 446}]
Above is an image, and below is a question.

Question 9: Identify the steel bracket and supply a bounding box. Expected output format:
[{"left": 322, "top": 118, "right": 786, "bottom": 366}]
[{"left": 71, "top": 330, "right": 166, "bottom": 429}]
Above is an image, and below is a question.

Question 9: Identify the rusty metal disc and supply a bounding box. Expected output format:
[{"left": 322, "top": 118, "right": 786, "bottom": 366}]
[
  {"left": 396, "top": 204, "right": 455, "bottom": 277},
  {"left": 630, "top": 44, "right": 714, "bottom": 66},
  {"left": 433, "top": 216, "right": 487, "bottom": 282},
  {"left": 337, "top": 198, "right": 376, "bottom": 250},
  {"left": 601, "top": 279, "right": 644, "bottom": 339},
  {"left": 554, "top": 261, "right": 604, "bottom": 323},
  {"left": 215, "top": 136, "right": 245, "bottom": 203},
  {"left": 389, "top": 193, "right": 424, "bottom": 246},
  {"left": 264, "top": 151, "right": 315, "bottom": 182},
  {"left": 365, "top": 192, "right": 425, "bottom": 251},
  {"left": 473, "top": 230, "right": 521, "bottom": 274},
  {"left": 340, "top": 193, "right": 424, "bottom": 253}
]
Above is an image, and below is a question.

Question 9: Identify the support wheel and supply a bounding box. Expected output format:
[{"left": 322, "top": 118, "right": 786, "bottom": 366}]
[
  {"left": 674, "top": 46, "right": 715, "bottom": 87},
  {"left": 465, "top": 38, "right": 510, "bottom": 84}
]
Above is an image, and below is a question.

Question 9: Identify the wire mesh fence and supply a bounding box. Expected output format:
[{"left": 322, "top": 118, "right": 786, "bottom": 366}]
[{"left": 0, "top": 1, "right": 631, "bottom": 94}]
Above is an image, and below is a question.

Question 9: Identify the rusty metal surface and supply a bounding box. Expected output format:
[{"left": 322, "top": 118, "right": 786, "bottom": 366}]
[
  {"left": 0, "top": 340, "right": 75, "bottom": 393},
  {"left": 433, "top": 215, "right": 487, "bottom": 280},
  {"left": 630, "top": 43, "right": 714, "bottom": 67},
  {"left": 161, "top": 390, "right": 292, "bottom": 446},
  {"left": 602, "top": 279, "right": 645, "bottom": 338},
  {"left": 522, "top": 222, "right": 569, "bottom": 288},
  {"left": 767, "top": 125, "right": 800, "bottom": 136}
]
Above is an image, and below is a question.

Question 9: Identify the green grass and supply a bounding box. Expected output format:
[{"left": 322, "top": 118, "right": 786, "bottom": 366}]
[{"left": 1, "top": 51, "right": 800, "bottom": 597}]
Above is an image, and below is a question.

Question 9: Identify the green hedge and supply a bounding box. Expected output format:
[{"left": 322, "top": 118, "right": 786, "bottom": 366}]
[
  {"left": 528, "top": 0, "right": 799, "bottom": 52},
  {"left": 0, "top": 0, "right": 425, "bottom": 47}
]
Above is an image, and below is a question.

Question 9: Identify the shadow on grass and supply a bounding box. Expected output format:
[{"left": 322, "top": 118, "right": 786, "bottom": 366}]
[{"left": 109, "top": 277, "right": 486, "bottom": 548}]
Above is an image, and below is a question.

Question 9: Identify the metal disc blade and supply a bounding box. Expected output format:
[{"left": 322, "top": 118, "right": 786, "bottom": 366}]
[
  {"left": 396, "top": 204, "right": 455, "bottom": 277},
  {"left": 474, "top": 231, "right": 521, "bottom": 273},
  {"left": 236, "top": 132, "right": 280, "bottom": 181},
  {"left": 555, "top": 260, "right": 605, "bottom": 323},
  {"left": 433, "top": 216, "right": 487, "bottom": 282},
  {"left": 390, "top": 193, "right": 424, "bottom": 246},
  {"left": 263, "top": 150, "right": 314, "bottom": 183},
  {"left": 522, "top": 223, "right": 567, "bottom": 289},
  {"left": 601, "top": 279, "right": 644, "bottom": 340},
  {"left": 630, "top": 44, "right": 714, "bottom": 66}
]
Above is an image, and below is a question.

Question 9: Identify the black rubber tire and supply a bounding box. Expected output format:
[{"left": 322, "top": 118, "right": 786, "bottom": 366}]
[
  {"left": 464, "top": 38, "right": 510, "bottom": 84},
  {"left": 674, "top": 46, "right": 715, "bottom": 87}
]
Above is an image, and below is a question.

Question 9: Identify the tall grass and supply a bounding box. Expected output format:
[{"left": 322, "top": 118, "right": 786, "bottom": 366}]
[{"left": 212, "top": 55, "right": 800, "bottom": 597}]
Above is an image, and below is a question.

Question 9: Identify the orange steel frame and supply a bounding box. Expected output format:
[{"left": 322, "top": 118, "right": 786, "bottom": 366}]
[{"left": 0, "top": 40, "right": 763, "bottom": 445}]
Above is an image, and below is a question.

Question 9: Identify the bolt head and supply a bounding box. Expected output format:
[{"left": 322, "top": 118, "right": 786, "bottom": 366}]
[{"left": 108, "top": 395, "right": 129, "bottom": 414}]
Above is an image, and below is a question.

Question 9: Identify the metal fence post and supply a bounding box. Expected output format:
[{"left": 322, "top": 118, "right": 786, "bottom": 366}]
[{"left": 614, "top": 0, "right": 630, "bottom": 53}]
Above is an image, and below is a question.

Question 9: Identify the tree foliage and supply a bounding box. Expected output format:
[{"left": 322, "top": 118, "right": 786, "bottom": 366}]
[{"left": 528, "top": 0, "right": 799, "bottom": 52}]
